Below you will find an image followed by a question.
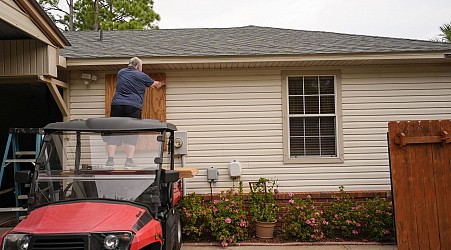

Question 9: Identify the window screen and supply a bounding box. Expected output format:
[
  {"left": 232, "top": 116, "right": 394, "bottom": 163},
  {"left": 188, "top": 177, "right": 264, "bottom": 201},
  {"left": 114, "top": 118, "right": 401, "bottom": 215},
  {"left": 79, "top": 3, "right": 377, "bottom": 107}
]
[{"left": 288, "top": 76, "right": 337, "bottom": 157}]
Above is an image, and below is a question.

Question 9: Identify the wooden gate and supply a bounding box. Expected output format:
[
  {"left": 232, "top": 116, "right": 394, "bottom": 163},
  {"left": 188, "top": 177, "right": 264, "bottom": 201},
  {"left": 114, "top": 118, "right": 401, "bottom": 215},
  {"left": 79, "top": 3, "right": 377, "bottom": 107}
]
[{"left": 388, "top": 120, "right": 450, "bottom": 250}]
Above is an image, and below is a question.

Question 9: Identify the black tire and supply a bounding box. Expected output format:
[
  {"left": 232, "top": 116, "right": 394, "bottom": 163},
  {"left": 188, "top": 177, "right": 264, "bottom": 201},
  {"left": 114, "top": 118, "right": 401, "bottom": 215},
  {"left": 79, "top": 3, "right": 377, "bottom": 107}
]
[{"left": 174, "top": 214, "right": 182, "bottom": 250}]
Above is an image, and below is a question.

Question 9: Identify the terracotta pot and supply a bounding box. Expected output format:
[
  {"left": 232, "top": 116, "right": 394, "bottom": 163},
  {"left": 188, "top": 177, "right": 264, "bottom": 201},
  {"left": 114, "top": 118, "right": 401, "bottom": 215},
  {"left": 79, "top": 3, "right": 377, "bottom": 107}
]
[{"left": 255, "top": 220, "right": 277, "bottom": 239}]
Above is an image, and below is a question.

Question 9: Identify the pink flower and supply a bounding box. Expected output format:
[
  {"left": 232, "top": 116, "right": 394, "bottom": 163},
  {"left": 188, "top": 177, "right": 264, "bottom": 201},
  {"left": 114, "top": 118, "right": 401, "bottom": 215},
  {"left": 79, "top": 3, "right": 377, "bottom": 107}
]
[
  {"left": 225, "top": 206, "right": 230, "bottom": 210},
  {"left": 306, "top": 195, "right": 311, "bottom": 199},
  {"left": 213, "top": 208, "right": 218, "bottom": 213},
  {"left": 346, "top": 220, "right": 351, "bottom": 225},
  {"left": 356, "top": 223, "right": 361, "bottom": 227},
  {"left": 383, "top": 230, "right": 390, "bottom": 235},
  {"left": 240, "top": 220, "right": 247, "bottom": 227},
  {"left": 310, "top": 218, "right": 316, "bottom": 223},
  {"left": 352, "top": 230, "right": 358, "bottom": 235},
  {"left": 296, "top": 205, "right": 300, "bottom": 209},
  {"left": 225, "top": 217, "right": 232, "bottom": 224},
  {"left": 233, "top": 191, "right": 238, "bottom": 196},
  {"left": 214, "top": 200, "right": 218, "bottom": 204},
  {"left": 289, "top": 199, "right": 294, "bottom": 204},
  {"left": 334, "top": 214, "right": 338, "bottom": 219},
  {"left": 322, "top": 220, "right": 329, "bottom": 225},
  {"left": 274, "top": 188, "right": 279, "bottom": 194},
  {"left": 186, "top": 212, "right": 191, "bottom": 217},
  {"left": 288, "top": 192, "right": 294, "bottom": 197},
  {"left": 221, "top": 240, "right": 228, "bottom": 247},
  {"left": 306, "top": 219, "right": 311, "bottom": 225},
  {"left": 234, "top": 209, "right": 239, "bottom": 213}
]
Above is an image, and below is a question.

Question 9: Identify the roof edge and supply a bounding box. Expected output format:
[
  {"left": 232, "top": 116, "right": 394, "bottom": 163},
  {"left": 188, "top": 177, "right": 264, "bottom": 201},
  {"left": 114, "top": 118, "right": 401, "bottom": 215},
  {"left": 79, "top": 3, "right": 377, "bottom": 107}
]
[
  {"left": 15, "top": 0, "right": 70, "bottom": 47},
  {"left": 64, "top": 51, "right": 451, "bottom": 67}
]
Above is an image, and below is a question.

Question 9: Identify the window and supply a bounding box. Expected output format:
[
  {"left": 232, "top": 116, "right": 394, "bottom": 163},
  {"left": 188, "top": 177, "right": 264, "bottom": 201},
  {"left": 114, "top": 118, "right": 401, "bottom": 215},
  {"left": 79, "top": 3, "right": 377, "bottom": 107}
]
[{"left": 285, "top": 75, "right": 340, "bottom": 161}]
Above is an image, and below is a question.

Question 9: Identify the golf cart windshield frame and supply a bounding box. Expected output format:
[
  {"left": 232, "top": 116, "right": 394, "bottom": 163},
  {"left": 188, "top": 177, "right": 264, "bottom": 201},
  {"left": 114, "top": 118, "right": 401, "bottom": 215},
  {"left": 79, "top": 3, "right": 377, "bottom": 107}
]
[{"left": 28, "top": 117, "right": 177, "bottom": 212}]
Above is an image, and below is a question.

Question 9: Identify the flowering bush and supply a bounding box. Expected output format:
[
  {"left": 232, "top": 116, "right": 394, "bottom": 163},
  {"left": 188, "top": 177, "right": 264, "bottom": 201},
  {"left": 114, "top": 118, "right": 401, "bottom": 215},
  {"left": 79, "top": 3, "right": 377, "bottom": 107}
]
[
  {"left": 282, "top": 193, "right": 326, "bottom": 241},
  {"left": 207, "top": 182, "right": 248, "bottom": 247},
  {"left": 360, "top": 197, "right": 395, "bottom": 242},
  {"left": 178, "top": 192, "right": 208, "bottom": 241},
  {"left": 323, "top": 186, "right": 363, "bottom": 240},
  {"left": 248, "top": 177, "right": 279, "bottom": 222}
]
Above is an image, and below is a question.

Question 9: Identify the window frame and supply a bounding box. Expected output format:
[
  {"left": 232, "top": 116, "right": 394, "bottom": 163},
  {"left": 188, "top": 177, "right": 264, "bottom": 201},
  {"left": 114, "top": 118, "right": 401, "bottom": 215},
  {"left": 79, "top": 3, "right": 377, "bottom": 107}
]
[{"left": 282, "top": 70, "right": 344, "bottom": 164}]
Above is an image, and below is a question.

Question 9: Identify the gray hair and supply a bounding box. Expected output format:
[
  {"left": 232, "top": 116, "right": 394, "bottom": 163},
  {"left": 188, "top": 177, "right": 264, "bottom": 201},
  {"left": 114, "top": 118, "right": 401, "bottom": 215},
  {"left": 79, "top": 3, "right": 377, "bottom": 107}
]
[{"left": 128, "top": 57, "right": 142, "bottom": 68}]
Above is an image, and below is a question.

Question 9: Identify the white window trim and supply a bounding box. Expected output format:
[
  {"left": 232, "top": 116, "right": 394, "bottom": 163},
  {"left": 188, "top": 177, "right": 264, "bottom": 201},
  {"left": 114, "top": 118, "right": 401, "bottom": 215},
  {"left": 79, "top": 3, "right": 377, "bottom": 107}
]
[{"left": 282, "top": 70, "right": 344, "bottom": 164}]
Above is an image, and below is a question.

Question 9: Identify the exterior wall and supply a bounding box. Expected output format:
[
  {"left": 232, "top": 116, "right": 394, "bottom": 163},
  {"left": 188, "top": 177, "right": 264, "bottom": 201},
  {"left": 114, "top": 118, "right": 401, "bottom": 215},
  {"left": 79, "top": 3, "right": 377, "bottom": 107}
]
[
  {"left": 67, "top": 65, "right": 451, "bottom": 194},
  {"left": 0, "top": 40, "right": 57, "bottom": 77}
]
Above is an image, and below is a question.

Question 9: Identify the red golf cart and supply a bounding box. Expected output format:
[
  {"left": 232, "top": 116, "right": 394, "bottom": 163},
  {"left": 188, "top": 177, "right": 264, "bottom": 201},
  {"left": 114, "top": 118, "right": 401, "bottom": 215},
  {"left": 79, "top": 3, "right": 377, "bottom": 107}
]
[{"left": 0, "top": 117, "right": 182, "bottom": 250}]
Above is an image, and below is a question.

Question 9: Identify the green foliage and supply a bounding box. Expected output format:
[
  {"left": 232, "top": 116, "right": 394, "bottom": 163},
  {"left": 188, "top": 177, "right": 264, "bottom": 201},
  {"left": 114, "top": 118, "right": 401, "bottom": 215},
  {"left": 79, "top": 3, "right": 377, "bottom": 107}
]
[
  {"left": 178, "top": 193, "right": 208, "bottom": 241},
  {"left": 248, "top": 177, "right": 279, "bottom": 222},
  {"left": 38, "top": 0, "right": 160, "bottom": 31},
  {"left": 323, "top": 186, "right": 363, "bottom": 240},
  {"left": 282, "top": 194, "right": 326, "bottom": 241},
  {"left": 207, "top": 182, "right": 248, "bottom": 247},
  {"left": 360, "top": 197, "right": 395, "bottom": 242},
  {"left": 38, "top": 0, "right": 72, "bottom": 30},
  {"left": 432, "top": 22, "right": 451, "bottom": 42}
]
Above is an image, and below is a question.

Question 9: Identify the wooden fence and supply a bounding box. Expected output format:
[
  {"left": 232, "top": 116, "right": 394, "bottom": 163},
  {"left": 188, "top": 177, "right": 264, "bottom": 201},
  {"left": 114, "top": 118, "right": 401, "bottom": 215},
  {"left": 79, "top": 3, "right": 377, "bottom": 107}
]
[{"left": 388, "top": 120, "right": 450, "bottom": 250}]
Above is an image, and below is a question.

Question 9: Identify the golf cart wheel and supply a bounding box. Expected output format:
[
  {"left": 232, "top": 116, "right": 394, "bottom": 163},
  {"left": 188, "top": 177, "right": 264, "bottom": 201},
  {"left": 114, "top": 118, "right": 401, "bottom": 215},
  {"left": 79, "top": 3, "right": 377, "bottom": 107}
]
[{"left": 174, "top": 215, "right": 182, "bottom": 250}]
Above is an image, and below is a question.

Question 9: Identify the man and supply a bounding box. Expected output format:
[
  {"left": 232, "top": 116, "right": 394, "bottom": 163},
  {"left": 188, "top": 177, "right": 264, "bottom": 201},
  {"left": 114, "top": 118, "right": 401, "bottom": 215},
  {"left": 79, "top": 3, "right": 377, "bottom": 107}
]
[{"left": 106, "top": 57, "right": 165, "bottom": 167}]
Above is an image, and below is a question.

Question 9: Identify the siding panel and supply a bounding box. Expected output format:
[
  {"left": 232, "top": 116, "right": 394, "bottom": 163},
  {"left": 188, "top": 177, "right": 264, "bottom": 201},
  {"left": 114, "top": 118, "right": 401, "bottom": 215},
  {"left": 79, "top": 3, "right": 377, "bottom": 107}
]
[{"left": 68, "top": 66, "right": 451, "bottom": 194}]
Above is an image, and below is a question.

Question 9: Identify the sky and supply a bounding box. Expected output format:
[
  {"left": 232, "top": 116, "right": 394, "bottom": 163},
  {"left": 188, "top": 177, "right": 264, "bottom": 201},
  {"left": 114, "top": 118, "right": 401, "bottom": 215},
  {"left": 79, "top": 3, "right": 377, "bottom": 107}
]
[{"left": 153, "top": 0, "right": 451, "bottom": 41}]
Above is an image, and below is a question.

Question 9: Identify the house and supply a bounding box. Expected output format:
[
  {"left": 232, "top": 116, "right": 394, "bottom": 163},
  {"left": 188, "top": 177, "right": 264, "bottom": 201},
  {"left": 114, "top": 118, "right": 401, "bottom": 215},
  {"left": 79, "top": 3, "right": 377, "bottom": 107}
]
[
  {"left": 58, "top": 26, "right": 451, "bottom": 194},
  {"left": 1, "top": 0, "right": 451, "bottom": 196}
]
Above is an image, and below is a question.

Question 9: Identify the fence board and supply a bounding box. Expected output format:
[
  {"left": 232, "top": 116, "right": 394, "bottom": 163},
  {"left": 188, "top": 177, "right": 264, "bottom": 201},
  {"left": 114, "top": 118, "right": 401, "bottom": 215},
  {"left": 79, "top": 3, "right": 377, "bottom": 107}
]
[{"left": 388, "top": 120, "right": 450, "bottom": 250}]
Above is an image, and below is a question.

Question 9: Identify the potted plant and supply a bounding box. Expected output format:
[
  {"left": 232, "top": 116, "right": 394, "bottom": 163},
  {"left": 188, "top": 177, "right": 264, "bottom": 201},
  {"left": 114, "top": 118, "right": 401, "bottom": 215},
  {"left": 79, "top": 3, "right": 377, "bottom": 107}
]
[{"left": 248, "top": 177, "right": 279, "bottom": 238}]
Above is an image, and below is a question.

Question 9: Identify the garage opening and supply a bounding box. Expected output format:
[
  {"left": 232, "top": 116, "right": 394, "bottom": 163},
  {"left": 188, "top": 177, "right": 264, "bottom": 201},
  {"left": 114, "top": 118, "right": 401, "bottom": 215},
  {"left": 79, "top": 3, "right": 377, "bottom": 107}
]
[{"left": 0, "top": 82, "right": 62, "bottom": 207}]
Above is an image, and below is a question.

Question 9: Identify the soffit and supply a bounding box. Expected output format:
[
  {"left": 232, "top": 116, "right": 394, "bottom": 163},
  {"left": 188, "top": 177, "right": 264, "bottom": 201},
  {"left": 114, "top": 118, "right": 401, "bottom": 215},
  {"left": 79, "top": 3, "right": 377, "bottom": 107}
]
[{"left": 63, "top": 55, "right": 451, "bottom": 71}]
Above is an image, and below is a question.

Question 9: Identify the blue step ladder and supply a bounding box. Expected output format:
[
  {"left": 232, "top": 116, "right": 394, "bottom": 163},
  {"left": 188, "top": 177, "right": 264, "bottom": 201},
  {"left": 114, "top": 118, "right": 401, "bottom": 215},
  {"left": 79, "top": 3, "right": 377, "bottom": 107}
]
[{"left": 0, "top": 128, "right": 43, "bottom": 215}]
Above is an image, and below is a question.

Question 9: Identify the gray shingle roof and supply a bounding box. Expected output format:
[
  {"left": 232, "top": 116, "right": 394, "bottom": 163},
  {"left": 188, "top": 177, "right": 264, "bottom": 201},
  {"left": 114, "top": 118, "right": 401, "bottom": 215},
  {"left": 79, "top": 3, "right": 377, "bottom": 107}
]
[{"left": 60, "top": 26, "right": 451, "bottom": 58}]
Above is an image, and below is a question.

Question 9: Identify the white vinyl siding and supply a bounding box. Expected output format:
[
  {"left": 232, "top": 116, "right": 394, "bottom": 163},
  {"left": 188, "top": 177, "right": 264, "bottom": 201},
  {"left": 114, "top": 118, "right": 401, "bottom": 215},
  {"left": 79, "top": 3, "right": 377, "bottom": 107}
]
[{"left": 68, "top": 65, "right": 451, "bottom": 194}]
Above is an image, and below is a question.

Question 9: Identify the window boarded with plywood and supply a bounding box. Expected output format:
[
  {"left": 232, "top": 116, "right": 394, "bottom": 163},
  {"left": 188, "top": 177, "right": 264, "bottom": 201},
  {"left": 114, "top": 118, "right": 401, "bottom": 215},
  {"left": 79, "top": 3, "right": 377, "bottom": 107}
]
[{"left": 105, "top": 73, "right": 166, "bottom": 121}]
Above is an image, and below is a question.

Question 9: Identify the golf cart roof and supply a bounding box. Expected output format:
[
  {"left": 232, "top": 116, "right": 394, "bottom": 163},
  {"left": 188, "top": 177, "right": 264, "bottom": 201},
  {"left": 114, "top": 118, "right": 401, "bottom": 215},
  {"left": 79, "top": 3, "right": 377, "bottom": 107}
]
[{"left": 44, "top": 117, "right": 177, "bottom": 132}]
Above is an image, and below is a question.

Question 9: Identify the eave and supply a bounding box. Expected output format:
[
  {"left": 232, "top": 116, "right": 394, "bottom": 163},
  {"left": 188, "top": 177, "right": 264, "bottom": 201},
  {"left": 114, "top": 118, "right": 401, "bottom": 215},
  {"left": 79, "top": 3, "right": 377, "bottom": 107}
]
[
  {"left": 63, "top": 51, "right": 451, "bottom": 71},
  {"left": 14, "top": 0, "right": 70, "bottom": 47}
]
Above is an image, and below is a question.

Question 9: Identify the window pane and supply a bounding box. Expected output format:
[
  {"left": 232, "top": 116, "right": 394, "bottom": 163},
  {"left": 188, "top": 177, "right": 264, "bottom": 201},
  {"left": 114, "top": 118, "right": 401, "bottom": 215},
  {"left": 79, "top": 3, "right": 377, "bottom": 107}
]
[
  {"left": 305, "top": 96, "right": 319, "bottom": 114},
  {"left": 304, "top": 77, "right": 318, "bottom": 95},
  {"left": 319, "top": 76, "right": 334, "bottom": 94},
  {"left": 288, "top": 77, "right": 303, "bottom": 95},
  {"left": 320, "top": 95, "right": 335, "bottom": 114},
  {"left": 305, "top": 117, "right": 319, "bottom": 136},
  {"left": 321, "top": 136, "right": 336, "bottom": 156},
  {"left": 320, "top": 117, "right": 335, "bottom": 136},
  {"left": 305, "top": 137, "right": 320, "bottom": 155},
  {"left": 290, "top": 137, "right": 305, "bottom": 156},
  {"left": 289, "top": 117, "right": 304, "bottom": 136},
  {"left": 289, "top": 96, "right": 304, "bottom": 114}
]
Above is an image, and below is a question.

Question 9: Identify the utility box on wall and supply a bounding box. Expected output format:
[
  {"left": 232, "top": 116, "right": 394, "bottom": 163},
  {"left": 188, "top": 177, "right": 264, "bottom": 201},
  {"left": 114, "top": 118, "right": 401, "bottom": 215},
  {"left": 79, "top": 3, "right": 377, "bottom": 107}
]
[{"left": 174, "top": 131, "right": 188, "bottom": 156}]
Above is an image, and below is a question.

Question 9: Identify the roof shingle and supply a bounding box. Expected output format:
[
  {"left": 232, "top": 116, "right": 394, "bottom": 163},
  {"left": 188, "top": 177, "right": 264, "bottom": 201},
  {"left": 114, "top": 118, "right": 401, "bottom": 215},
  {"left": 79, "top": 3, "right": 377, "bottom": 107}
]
[{"left": 60, "top": 26, "right": 451, "bottom": 58}]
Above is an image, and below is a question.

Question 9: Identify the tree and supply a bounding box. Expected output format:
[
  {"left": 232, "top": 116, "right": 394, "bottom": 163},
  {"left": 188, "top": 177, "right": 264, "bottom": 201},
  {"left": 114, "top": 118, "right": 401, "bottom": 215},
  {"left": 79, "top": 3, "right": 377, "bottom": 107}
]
[
  {"left": 38, "top": 0, "right": 160, "bottom": 31},
  {"left": 432, "top": 22, "right": 451, "bottom": 43},
  {"left": 38, "top": 0, "right": 74, "bottom": 31}
]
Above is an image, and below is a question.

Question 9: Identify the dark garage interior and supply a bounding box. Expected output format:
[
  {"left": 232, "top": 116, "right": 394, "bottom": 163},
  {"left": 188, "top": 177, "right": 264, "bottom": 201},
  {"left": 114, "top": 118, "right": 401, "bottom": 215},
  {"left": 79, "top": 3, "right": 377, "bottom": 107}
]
[{"left": 0, "top": 83, "right": 62, "bottom": 207}]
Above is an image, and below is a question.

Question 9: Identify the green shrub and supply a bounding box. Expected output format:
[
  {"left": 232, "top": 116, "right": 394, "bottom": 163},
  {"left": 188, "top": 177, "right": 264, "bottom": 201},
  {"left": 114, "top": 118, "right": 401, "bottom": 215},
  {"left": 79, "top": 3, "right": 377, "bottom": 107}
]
[
  {"left": 282, "top": 194, "right": 326, "bottom": 241},
  {"left": 323, "top": 186, "right": 363, "bottom": 240},
  {"left": 360, "top": 197, "right": 395, "bottom": 242},
  {"left": 207, "top": 182, "right": 248, "bottom": 247},
  {"left": 248, "top": 177, "right": 279, "bottom": 222},
  {"left": 179, "top": 192, "right": 208, "bottom": 241}
]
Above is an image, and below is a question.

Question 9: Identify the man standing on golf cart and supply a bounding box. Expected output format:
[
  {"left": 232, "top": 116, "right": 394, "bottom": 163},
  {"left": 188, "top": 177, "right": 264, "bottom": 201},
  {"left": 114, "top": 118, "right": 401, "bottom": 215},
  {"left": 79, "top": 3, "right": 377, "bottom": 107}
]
[{"left": 106, "top": 57, "right": 166, "bottom": 168}]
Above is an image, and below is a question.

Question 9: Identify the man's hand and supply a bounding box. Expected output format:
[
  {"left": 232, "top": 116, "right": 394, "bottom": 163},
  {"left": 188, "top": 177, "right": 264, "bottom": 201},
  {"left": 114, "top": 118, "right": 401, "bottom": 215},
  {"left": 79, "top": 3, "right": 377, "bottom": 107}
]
[{"left": 152, "top": 80, "right": 166, "bottom": 89}]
